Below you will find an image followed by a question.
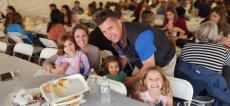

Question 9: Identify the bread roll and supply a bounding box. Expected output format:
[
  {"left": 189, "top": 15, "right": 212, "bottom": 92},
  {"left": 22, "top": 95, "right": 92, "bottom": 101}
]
[
  {"left": 54, "top": 79, "right": 70, "bottom": 96},
  {"left": 57, "top": 79, "right": 70, "bottom": 87},
  {"left": 43, "top": 83, "right": 52, "bottom": 93}
]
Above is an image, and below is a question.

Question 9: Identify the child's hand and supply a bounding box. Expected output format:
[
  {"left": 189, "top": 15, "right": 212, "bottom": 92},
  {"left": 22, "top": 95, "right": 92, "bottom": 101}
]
[
  {"left": 60, "top": 62, "right": 69, "bottom": 67},
  {"left": 45, "top": 64, "right": 54, "bottom": 72}
]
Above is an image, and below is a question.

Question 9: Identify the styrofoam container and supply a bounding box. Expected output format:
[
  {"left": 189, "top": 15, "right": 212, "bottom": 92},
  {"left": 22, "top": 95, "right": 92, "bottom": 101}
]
[{"left": 40, "top": 74, "right": 89, "bottom": 105}]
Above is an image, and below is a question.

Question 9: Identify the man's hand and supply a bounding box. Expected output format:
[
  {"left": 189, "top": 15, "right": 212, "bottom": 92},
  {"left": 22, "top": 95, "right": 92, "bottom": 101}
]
[{"left": 123, "top": 76, "right": 137, "bottom": 87}]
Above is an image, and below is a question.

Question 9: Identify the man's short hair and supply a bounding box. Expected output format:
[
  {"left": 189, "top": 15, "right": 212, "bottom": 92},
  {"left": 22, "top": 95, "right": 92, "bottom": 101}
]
[
  {"left": 75, "top": 1, "right": 80, "bottom": 4},
  {"left": 49, "top": 3, "right": 57, "bottom": 9},
  {"left": 141, "top": 10, "right": 155, "bottom": 24},
  {"left": 92, "top": 9, "right": 120, "bottom": 26}
]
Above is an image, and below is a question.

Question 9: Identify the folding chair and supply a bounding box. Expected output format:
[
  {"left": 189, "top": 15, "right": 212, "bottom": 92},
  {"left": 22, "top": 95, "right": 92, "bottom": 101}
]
[
  {"left": 13, "top": 43, "right": 34, "bottom": 61},
  {"left": 99, "top": 50, "right": 113, "bottom": 59},
  {"left": 39, "top": 37, "right": 57, "bottom": 48},
  {"left": 107, "top": 78, "right": 127, "bottom": 96},
  {"left": 38, "top": 48, "right": 58, "bottom": 64},
  {"left": 7, "top": 32, "right": 33, "bottom": 44},
  {"left": 0, "top": 41, "right": 7, "bottom": 53},
  {"left": 167, "top": 76, "right": 193, "bottom": 106},
  {"left": 87, "top": 76, "right": 127, "bottom": 96}
]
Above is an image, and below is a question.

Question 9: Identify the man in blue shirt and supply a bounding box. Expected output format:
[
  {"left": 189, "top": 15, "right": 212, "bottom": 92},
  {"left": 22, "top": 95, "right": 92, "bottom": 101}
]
[{"left": 93, "top": 9, "right": 175, "bottom": 86}]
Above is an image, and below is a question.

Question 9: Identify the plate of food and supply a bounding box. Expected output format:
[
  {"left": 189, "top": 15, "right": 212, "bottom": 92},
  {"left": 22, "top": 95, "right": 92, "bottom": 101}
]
[{"left": 40, "top": 74, "right": 89, "bottom": 105}]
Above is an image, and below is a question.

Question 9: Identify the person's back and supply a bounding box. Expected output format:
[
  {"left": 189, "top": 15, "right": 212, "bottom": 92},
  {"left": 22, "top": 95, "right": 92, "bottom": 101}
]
[
  {"left": 181, "top": 42, "right": 229, "bottom": 72},
  {"left": 48, "top": 23, "right": 66, "bottom": 41},
  {"left": 7, "top": 23, "right": 27, "bottom": 35}
]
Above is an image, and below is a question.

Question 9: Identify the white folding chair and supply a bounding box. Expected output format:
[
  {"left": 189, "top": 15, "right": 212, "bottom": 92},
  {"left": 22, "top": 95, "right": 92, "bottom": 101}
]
[
  {"left": 0, "top": 41, "right": 7, "bottom": 53},
  {"left": 107, "top": 79, "right": 127, "bottom": 96},
  {"left": 38, "top": 48, "right": 58, "bottom": 64},
  {"left": 13, "top": 43, "right": 34, "bottom": 61},
  {"left": 7, "top": 32, "right": 33, "bottom": 44},
  {"left": 99, "top": 50, "right": 113, "bottom": 59},
  {"left": 39, "top": 37, "right": 57, "bottom": 48},
  {"left": 167, "top": 76, "right": 193, "bottom": 106},
  {"left": 99, "top": 50, "right": 113, "bottom": 67}
]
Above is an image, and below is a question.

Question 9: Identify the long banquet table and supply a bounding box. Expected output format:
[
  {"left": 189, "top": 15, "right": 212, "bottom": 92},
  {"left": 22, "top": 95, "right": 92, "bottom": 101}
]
[{"left": 0, "top": 53, "right": 147, "bottom": 106}]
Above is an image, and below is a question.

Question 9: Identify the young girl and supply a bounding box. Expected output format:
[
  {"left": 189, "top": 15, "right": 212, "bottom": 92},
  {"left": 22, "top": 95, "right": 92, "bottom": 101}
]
[
  {"left": 102, "top": 56, "right": 126, "bottom": 82},
  {"left": 138, "top": 66, "right": 173, "bottom": 106},
  {"left": 50, "top": 35, "right": 90, "bottom": 76}
]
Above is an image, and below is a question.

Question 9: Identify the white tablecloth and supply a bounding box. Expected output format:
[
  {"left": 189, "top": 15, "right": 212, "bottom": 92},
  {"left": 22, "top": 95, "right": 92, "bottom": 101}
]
[
  {"left": 0, "top": 55, "right": 147, "bottom": 106},
  {"left": 0, "top": 53, "right": 9, "bottom": 59}
]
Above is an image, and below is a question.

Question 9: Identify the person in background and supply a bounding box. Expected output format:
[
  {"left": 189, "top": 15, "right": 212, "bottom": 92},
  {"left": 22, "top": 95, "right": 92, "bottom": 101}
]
[
  {"left": 163, "top": 7, "right": 189, "bottom": 37},
  {"left": 61, "top": 5, "right": 72, "bottom": 26},
  {"left": 47, "top": 9, "right": 67, "bottom": 42},
  {"left": 194, "top": 0, "right": 211, "bottom": 18},
  {"left": 136, "top": 66, "right": 173, "bottom": 106},
  {"left": 6, "top": 12, "right": 37, "bottom": 45},
  {"left": 201, "top": 6, "right": 230, "bottom": 48},
  {"left": 203, "top": 6, "right": 230, "bottom": 37},
  {"left": 140, "top": 10, "right": 176, "bottom": 48},
  {"left": 49, "top": 3, "right": 57, "bottom": 11},
  {"left": 6, "top": 5, "right": 16, "bottom": 14},
  {"left": 87, "top": 3, "right": 97, "bottom": 17},
  {"left": 102, "top": 56, "right": 127, "bottom": 82},
  {"left": 4, "top": 6, "right": 16, "bottom": 28},
  {"left": 50, "top": 35, "right": 90, "bottom": 76},
  {"left": 175, "top": 21, "right": 230, "bottom": 106},
  {"left": 98, "top": 2, "right": 104, "bottom": 10},
  {"left": 71, "top": 1, "right": 84, "bottom": 15}
]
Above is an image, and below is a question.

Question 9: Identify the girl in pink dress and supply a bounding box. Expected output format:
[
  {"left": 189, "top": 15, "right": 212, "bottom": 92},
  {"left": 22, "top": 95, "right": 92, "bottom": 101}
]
[
  {"left": 138, "top": 67, "right": 173, "bottom": 106},
  {"left": 50, "top": 35, "right": 90, "bottom": 76}
]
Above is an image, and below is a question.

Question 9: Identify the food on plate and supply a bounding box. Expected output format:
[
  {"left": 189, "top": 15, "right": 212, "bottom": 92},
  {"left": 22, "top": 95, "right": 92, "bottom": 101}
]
[
  {"left": 53, "top": 79, "right": 70, "bottom": 96},
  {"left": 68, "top": 102, "right": 80, "bottom": 106},
  {"left": 43, "top": 83, "right": 52, "bottom": 93},
  {"left": 57, "top": 79, "right": 70, "bottom": 87},
  {"left": 28, "top": 93, "right": 44, "bottom": 104}
]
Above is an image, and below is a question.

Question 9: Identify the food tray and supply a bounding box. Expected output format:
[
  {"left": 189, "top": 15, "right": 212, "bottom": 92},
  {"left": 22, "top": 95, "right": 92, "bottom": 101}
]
[{"left": 40, "top": 74, "right": 89, "bottom": 103}]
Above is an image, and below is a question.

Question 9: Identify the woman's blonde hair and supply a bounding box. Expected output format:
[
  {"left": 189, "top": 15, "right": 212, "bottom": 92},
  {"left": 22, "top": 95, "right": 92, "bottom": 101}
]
[
  {"left": 138, "top": 66, "right": 172, "bottom": 96},
  {"left": 195, "top": 21, "right": 219, "bottom": 42}
]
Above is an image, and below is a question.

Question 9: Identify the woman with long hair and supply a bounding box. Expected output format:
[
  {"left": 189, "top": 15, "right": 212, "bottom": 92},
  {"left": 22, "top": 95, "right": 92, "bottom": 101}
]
[{"left": 47, "top": 9, "right": 67, "bottom": 42}]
